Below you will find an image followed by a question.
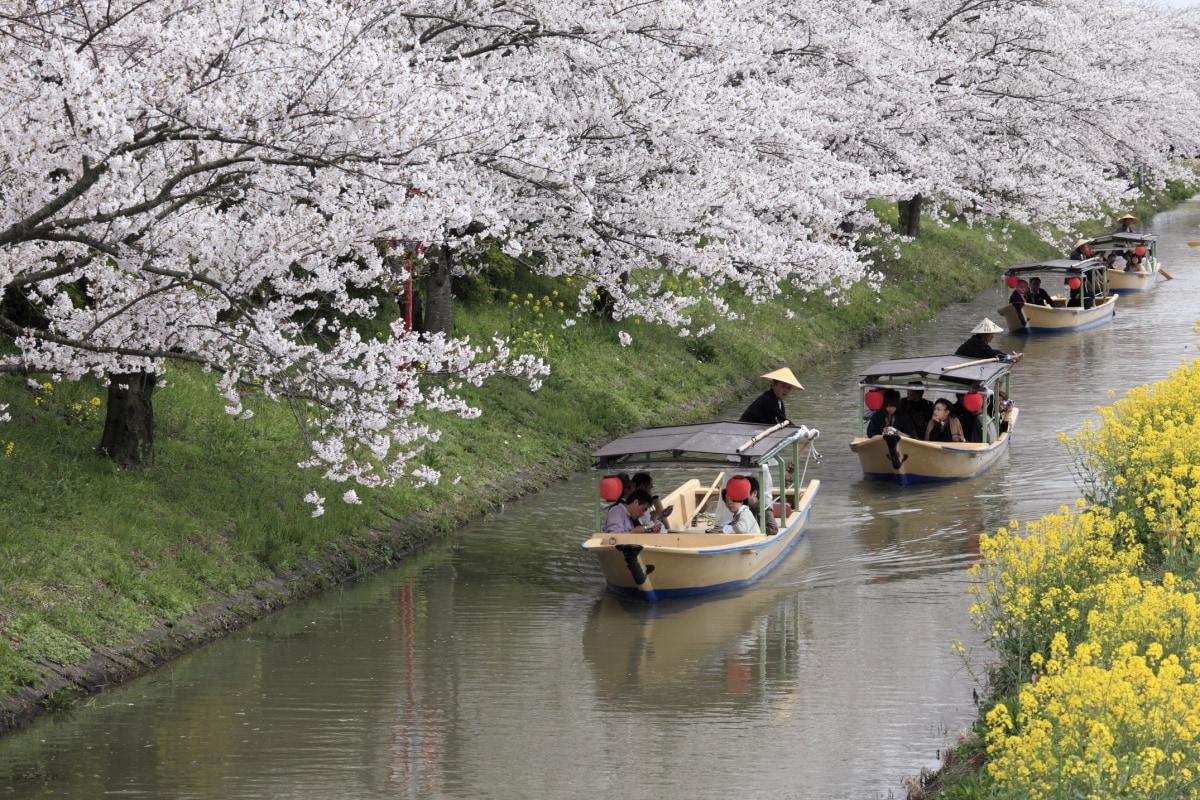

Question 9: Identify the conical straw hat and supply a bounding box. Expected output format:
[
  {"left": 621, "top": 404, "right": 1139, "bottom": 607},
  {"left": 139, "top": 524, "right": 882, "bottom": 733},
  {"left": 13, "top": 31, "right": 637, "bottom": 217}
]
[
  {"left": 1118, "top": 214, "right": 1138, "bottom": 223},
  {"left": 762, "top": 367, "right": 804, "bottom": 390},
  {"left": 971, "top": 318, "right": 1003, "bottom": 334}
]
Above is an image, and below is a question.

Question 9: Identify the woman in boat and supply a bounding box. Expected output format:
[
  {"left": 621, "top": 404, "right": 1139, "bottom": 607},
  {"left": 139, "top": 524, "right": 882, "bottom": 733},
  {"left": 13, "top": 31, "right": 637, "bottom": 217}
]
[
  {"left": 740, "top": 367, "right": 804, "bottom": 426},
  {"left": 745, "top": 476, "right": 779, "bottom": 537},
  {"left": 924, "top": 398, "right": 966, "bottom": 442},
  {"left": 1125, "top": 253, "right": 1145, "bottom": 273},
  {"left": 1008, "top": 278, "right": 1030, "bottom": 306},
  {"left": 866, "top": 388, "right": 917, "bottom": 438}
]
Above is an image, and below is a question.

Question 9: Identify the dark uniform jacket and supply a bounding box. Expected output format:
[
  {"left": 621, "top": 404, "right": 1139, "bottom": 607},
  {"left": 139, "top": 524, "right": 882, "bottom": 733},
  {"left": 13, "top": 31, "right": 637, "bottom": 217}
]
[{"left": 739, "top": 390, "right": 787, "bottom": 425}]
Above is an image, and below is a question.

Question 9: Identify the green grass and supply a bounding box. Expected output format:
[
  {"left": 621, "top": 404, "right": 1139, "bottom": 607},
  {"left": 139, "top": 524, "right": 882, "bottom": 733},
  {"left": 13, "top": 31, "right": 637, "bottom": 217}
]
[{"left": 0, "top": 186, "right": 1192, "bottom": 713}]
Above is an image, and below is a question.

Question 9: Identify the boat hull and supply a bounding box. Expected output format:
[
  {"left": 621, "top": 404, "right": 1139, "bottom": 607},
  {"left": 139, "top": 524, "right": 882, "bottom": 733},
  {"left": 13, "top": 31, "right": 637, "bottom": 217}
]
[
  {"left": 581, "top": 479, "right": 820, "bottom": 602},
  {"left": 998, "top": 296, "right": 1116, "bottom": 332},
  {"left": 1106, "top": 266, "right": 1158, "bottom": 293},
  {"left": 850, "top": 410, "right": 1017, "bottom": 485}
]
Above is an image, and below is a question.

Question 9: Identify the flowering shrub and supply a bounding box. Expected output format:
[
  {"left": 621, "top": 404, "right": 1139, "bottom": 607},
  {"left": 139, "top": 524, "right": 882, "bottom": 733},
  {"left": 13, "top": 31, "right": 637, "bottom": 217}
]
[
  {"left": 1062, "top": 358, "right": 1200, "bottom": 567},
  {"left": 986, "top": 632, "right": 1200, "bottom": 799},
  {"left": 970, "top": 347, "right": 1200, "bottom": 798},
  {"left": 968, "top": 504, "right": 1143, "bottom": 693}
]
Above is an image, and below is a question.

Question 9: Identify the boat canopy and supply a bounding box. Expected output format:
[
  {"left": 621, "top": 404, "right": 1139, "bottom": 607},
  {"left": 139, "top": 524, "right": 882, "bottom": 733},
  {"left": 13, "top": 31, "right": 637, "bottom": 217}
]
[
  {"left": 1085, "top": 232, "right": 1157, "bottom": 251},
  {"left": 592, "top": 421, "right": 813, "bottom": 470},
  {"left": 857, "top": 354, "right": 1010, "bottom": 392},
  {"left": 1003, "top": 257, "right": 1105, "bottom": 277}
]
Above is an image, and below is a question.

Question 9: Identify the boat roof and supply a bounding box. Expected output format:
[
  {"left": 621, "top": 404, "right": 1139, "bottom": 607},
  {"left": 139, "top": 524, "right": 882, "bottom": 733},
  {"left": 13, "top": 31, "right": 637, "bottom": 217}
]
[
  {"left": 1004, "top": 257, "right": 1104, "bottom": 276},
  {"left": 1085, "top": 232, "right": 1157, "bottom": 247},
  {"left": 857, "top": 354, "right": 1010, "bottom": 389},
  {"left": 593, "top": 421, "right": 810, "bottom": 469}
]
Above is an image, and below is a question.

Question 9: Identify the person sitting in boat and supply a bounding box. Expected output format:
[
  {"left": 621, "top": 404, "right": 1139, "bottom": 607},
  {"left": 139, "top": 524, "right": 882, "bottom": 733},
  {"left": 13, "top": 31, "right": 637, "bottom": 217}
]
[
  {"left": 1116, "top": 213, "right": 1138, "bottom": 233},
  {"left": 1069, "top": 239, "right": 1093, "bottom": 260},
  {"left": 603, "top": 489, "right": 657, "bottom": 533},
  {"left": 745, "top": 476, "right": 779, "bottom": 537},
  {"left": 949, "top": 396, "right": 984, "bottom": 443},
  {"left": 1066, "top": 276, "right": 1096, "bottom": 309},
  {"left": 1027, "top": 277, "right": 1054, "bottom": 306},
  {"left": 707, "top": 487, "right": 760, "bottom": 534},
  {"left": 866, "top": 388, "right": 918, "bottom": 438},
  {"left": 740, "top": 367, "right": 804, "bottom": 426},
  {"left": 631, "top": 472, "right": 673, "bottom": 532},
  {"left": 955, "top": 318, "right": 1023, "bottom": 363},
  {"left": 900, "top": 382, "right": 934, "bottom": 438},
  {"left": 1008, "top": 278, "right": 1031, "bottom": 306},
  {"left": 1125, "top": 253, "right": 1146, "bottom": 273},
  {"left": 924, "top": 398, "right": 966, "bottom": 442}
]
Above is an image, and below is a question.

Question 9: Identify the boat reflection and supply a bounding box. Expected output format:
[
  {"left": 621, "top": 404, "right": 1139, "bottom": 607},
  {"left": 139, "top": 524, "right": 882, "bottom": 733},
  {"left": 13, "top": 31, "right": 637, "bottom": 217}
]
[{"left": 582, "top": 564, "right": 813, "bottom": 709}]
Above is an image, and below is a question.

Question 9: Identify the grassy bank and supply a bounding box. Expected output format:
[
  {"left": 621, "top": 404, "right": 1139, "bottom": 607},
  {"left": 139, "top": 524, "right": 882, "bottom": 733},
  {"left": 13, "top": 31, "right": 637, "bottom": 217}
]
[{"left": 0, "top": 189, "right": 1191, "bottom": 735}]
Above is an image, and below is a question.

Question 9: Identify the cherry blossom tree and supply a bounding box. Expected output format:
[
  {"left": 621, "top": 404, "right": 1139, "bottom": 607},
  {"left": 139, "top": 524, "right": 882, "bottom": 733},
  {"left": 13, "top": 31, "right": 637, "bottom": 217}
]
[{"left": 2, "top": 0, "right": 1198, "bottom": 508}]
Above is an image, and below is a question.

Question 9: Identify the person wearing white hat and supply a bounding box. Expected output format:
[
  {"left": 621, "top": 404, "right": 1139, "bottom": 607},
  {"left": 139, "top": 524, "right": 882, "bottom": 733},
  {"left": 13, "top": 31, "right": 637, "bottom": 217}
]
[
  {"left": 739, "top": 367, "right": 804, "bottom": 425},
  {"left": 1116, "top": 214, "right": 1138, "bottom": 234},
  {"left": 955, "top": 319, "right": 1023, "bottom": 363}
]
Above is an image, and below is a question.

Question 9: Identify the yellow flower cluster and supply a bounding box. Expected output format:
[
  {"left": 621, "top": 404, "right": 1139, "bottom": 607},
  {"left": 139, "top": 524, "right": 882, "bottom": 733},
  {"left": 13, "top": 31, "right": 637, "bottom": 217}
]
[
  {"left": 1062, "top": 358, "right": 1200, "bottom": 567},
  {"left": 969, "top": 504, "right": 1143, "bottom": 690},
  {"left": 987, "top": 630, "right": 1200, "bottom": 798},
  {"left": 506, "top": 290, "right": 568, "bottom": 356},
  {"left": 975, "top": 351, "right": 1200, "bottom": 799}
]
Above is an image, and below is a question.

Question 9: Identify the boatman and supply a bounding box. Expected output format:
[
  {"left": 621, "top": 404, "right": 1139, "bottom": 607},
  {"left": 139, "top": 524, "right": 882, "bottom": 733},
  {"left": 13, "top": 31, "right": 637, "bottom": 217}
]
[
  {"left": 1116, "top": 213, "right": 1138, "bottom": 233},
  {"left": 955, "top": 318, "right": 1023, "bottom": 363},
  {"left": 739, "top": 367, "right": 804, "bottom": 426}
]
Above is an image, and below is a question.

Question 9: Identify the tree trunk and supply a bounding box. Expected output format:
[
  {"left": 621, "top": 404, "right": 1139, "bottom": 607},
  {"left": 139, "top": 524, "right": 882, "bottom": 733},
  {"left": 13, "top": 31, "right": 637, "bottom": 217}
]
[
  {"left": 99, "top": 371, "right": 156, "bottom": 469},
  {"left": 897, "top": 193, "right": 923, "bottom": 237},
  {"left": 423, "top": 244, "right": 454, "bottom": 336}
]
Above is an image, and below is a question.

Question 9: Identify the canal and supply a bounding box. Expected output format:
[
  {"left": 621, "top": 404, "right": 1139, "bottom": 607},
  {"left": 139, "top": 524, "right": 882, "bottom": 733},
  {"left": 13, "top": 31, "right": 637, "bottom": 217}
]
[{"left": 2, "top": 200, "right": 1199, "bottom": 799}]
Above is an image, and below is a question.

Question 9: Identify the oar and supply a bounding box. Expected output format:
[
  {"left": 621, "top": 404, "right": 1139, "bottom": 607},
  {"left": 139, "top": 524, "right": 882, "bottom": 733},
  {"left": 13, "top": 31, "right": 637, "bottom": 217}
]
[
  {"left": 689, "top": 471, "right": 725, "bottom": 527},
  {"left": 736, "top": 420, "right": 790, "bottom": 453},
  {"left": 942, "top": 356, "right": 1003, "bottom": 372},
  {"left": 1158, "top": 267, "right": 1175, "bottom": 280},
  {"left": 1188, "top": 241, "right": 1200, "bottom": 246}
]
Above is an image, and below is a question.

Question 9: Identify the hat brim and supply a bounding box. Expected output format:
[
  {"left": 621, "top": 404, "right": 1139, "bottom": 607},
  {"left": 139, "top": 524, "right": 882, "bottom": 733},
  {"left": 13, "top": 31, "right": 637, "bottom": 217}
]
[
  {"left": 761, "top": 367, "right": 804, "bottom": 390},
  {"left": 1118, "top": 215, "right": 1139, "bottom": 223}
]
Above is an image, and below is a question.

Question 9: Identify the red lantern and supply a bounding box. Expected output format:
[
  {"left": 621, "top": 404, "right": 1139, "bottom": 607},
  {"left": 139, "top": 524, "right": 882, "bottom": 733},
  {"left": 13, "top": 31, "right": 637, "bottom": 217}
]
[
  {"left": 1083, "top": 246, "right": 1092, "bottom": 256},
  {"left": 864, "top": 389, "right": 885, "bottom": 410},
  {"left": 962, "top": 391, "right": 984, "bottom": 414},
  {"left": 1134, "top": 245, "right": 1146, "bottom": 257},
  {"left": 1067, "top": 277, "right": 1081, "bottom": 290},
  {"left": 726, "top": 475, "right": 751, "bottom": 502},
  {"left": 1005, "top": 275, "right": 1019, "bottom": 289},
  {"left": 599, "top": 475, "right": 624, "bottom": 502}
]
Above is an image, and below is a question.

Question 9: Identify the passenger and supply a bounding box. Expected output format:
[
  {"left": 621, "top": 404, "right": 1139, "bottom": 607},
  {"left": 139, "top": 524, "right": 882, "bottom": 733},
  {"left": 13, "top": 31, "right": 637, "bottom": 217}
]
[
  {"left": 1067, "top": 275, "right": 1096, "bottom": 308},
  {"left": 707, "top": 486, "right": 760, "bottom": 534},
  {"left": 1125, "top": 253, "right": 1145, "bottom": 273},
  {"left": 866, "top": 388, "right": 917, "bottom": 438},
  {"left": 745, "top": 476, "right": 779, "bottom": 537},
  {"left": 603, "top": 489, "right": 656, "bottom": 533},
  {"left": 899, "top": 382, "right": 934, "bottom": 438},
  {"left": 1008, "top": 278, "right": 1030, "bottom": 306},
  {"left": 955, "top": 318, "right": 1023, "bottom": 363},
  {"left": 950, "top": 397, "right": 984, "bottom": 443},
  {"left": 630, "top": 472, "right": 673, "bottom": 532},
  {"left": 924, "top": 398, "right": 966, "bottom": 442},
  {"left": 1116, "top": 214, "right": 1138, "bottom": 233},
  {"left": 1028, "top": 277, "right": 1054, "bottom": 306},
  {"left": 740, "top": 367, "right": 804, "bottom": 426}
]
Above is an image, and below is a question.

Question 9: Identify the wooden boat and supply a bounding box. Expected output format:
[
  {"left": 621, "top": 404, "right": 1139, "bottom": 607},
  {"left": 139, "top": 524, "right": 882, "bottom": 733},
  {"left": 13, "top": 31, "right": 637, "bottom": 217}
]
[
  {"left": 581, "top": 421, "right": 820, "bottom": 602},
  {"left": 1080, "top": 232, "right": 1162, "bottom": 293},
  {"left": 849, "top": 355, "right": 1018, "bottom": 485},
  {"left": 997, "top": 258, "right": 1117, "bottom": 332}
]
